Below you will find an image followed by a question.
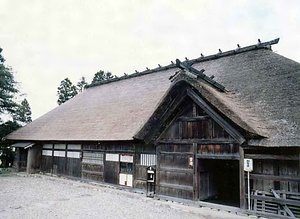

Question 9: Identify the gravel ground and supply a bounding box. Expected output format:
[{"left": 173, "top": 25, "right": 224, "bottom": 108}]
[{"left": 0, "top": 173, "right": 250, "bottom": 219}]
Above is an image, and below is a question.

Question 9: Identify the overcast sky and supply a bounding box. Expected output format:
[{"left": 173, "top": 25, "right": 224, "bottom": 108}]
[{"left": 1, "top": 0, "right": 299, "bottom": 119}]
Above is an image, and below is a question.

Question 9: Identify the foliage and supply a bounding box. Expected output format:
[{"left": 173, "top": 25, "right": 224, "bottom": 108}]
[
  {"left": 0, "top": 47, "right": 5, "bottom": 63},
  {"left": 0, "top": 51, "right": 19, "bottom": 119},
  {"left": 0, "top": 121, "right": 21, "bottom": 167},
  {"left": 13, "top": 98, "right": 32, "bottom": 124},
  {"left": 77, "top": 76, "right": 88, "bottom": 92},
  {"left": 57, "top": 78, "right": 78, "bottom": 105},
  {"left": 0, "top": 48, "right": 25, "bottom": 167},
  {"left": 91, "top": 70, "right": 116, "bottom": 84}
]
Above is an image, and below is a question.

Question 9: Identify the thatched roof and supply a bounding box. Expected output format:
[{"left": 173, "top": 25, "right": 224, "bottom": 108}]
[{"left": 7, "top": 38, "right": 300, "bottom": 147}]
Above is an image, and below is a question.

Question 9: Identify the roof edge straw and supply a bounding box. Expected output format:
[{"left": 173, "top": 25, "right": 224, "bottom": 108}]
[{"left": 86, "top": 38, "right": 280, "bottom": 89}]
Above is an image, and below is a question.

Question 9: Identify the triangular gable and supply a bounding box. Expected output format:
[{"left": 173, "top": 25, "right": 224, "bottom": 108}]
[
  {"left": 134, "top": 71, "right": 266, "bottom": 144},
  {"left": 160, "top": 97, "right": 235, "bottom": 142},
  {"left": 134, "top": 78, "right": 249, "bottom": 144}
]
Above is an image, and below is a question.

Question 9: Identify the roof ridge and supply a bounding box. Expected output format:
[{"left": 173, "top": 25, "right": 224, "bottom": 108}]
[{"left": 86, "top": 38, "right": 280, "bottom": 89}]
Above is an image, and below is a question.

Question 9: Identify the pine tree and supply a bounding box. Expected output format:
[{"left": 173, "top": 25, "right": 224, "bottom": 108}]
[
  {"left": 91, "top": 70, "right": 115, "bottom": 84},
  {"left": 0, "top": 48, "right": 19, "bottom": 120},
  {"left": 13, "top": 98, "right": 32, "bottom": 124},
  {"left": 0, "top": 47, "right": 21, "bottom": 167},
  {"left": 57, "top": 78, "right": 78, "bottom": 105},
  {"left": 77, "top": 76, "right": 88, "bottom": 92}
]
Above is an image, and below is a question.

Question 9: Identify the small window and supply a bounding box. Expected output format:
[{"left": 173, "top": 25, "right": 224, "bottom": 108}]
[
  {"left": 120, "top": 163, "right": 133, "bottom": 174},
  {"left": 43, "top": 144, "right": 53, "bottom": 149},
  {"left": 140, "top": 154, "right": 156, "bottom": 166},
  {"left": 82, "top": 152, "right": 103, "bottom": 164},
  {"left": 54, "top": 144, "right": 66, "bottom": 150}
]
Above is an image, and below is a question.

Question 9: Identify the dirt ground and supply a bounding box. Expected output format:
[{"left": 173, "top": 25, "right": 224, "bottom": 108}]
[{"left": 0, "top": 173, "right": 251, "bottom": 219}]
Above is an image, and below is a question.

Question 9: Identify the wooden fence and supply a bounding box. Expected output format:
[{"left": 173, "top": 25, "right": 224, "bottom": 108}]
[{"left": 250, "top": 190, "right": 300, "bottom": 218}]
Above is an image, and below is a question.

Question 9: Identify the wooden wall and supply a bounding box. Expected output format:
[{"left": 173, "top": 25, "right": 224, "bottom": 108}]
[
  {"left": 40, "top": 141, "right": 156, "bottom": 190},
  {"left": 156, "top": 100, "right": 240, "bottom": 202},
  {"left": 41, "top": 143, "right": 81, "bottom": 177},
  {"left": 245, "top": 147, "right": 300, "bottom": 193},
  {"left": 82, "top": 142, "right": 155, "bottom": 189},
  {"left": 156, "top": 143, "right": 194, "bottom": 199}
]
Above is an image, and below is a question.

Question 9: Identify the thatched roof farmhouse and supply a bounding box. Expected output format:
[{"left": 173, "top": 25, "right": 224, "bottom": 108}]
[{"left": 7, "top": 38, "right": 300, "bottom": 218}]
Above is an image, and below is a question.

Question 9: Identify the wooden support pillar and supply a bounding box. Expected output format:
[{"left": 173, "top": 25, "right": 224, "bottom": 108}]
[
  {"left": 193, "top": 143, "right": 199, "bottom": 201},
  {"left": 13, "top": 148, "right": 20, "bottom": 171},
  {"left": 26, "top": 145, "right": 42, "bottom": 174},
  {"left": 26, "top": 147, "right": 34, "bottom": 174},
  {"left": 156, "top": 145, "right": 161, "bottom": 194},
  {"left": 239, "top": 146, "right": 246, "bottom": 209}
]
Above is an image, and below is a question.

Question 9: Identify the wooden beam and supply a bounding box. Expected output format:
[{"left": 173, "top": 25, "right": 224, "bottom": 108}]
[
  {"left": 249, "top": 173, "right": 300, "bottom": 182},
  {"left": 196, "top": 154, "right": 240, "bottom": 160},
  {"left": 178, "top": 115, "right": 210, "bottom": 122},
  {"left": 81, "top": 170, "right": 103, "bottom": 176},
  {"left": 245, "top": 154, "right": 300, "bottom": 161},
  {"left": 159, "top": 167, "right": 193, "bottom": 174},
  {"left": 160, "top": 151, "right": 193, "bottom": 155},
  {"left": 250, "top": 192, "right": 299, "bottom": 206},
  {"left": 176, "top": 59, "right": 226, "bottom": 92},
  {"left": 159, "top": 182, "right": 193, "bottom": 191},
  {"left": 187, "top": 88, "right": 246, "bottom": 144},
  {"left": 158, "top": 138, "right": 237, "bottom": 144}
]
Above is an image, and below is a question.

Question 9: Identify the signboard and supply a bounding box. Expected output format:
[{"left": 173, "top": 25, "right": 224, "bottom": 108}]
[
  {"left": 244, "top": 158, "right": 253, "bottom": 172},
  {"left": 106, "top": 153, "right": 119, "bottom": 162},
  {"left": 120, "top": 154, "right": 133, "bottom": 163},
  {"left": 189, "top": 157, "right": 193, "bottom": 167}
]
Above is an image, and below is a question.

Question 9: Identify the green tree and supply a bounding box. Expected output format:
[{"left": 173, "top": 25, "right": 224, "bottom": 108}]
[
  {"left": 77, "top": 76, "right": 88, "bottom": 92},
  {"left": 13, "top": 98, "right": 32, "bottom": 124},
  {"left": 0, "top": 49, "right": 19, "bottom": 120},
  {"left": 57, "top": 78, "right": 78, "bottom": 105},
  {"left": 91, "top": 70, "right": 115, "bottom": 84},
  {"left": 0, "top": 47, "right": 21, "bottom": 167},
  {"left": 0, "top": 121, "right": 21, "bottom": 167}
]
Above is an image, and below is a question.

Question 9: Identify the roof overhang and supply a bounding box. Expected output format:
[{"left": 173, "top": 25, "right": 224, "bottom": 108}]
[{"left": 11, "top": 142, "right": 35, "bottom": 149}]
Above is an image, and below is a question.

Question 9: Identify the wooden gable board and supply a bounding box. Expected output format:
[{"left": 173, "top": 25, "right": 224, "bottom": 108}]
[{"left": 136, "top": 81, "right": 245, "bottom": 144}]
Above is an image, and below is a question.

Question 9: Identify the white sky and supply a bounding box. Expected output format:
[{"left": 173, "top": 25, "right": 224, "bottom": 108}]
[{"left": 0, "top": 0, "right": 299, "bottom": 119}]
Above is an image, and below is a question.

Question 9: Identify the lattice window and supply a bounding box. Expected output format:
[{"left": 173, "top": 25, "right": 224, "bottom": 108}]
[
  {"left": 140, "top": 154, "right": 156, "bottom": 166},
  {"left": 82, "top": 152, "right": 103, "bottom": 164}
]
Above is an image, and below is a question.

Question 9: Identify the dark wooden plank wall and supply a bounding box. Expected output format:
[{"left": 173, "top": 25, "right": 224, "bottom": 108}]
[
  {"left": 40, "top": 141, "right": 156, "bottom": 189},
  {"left": 157, "top": 143, "right": 194, "bottom": 199},
  {"left": 82, "top": 142, "right": 134, "bottom": 183},
  {"left": 157, "top": 101, "right": 240, "bottom": 201},
  {"left": 81, "top": 143, "right": 105, "bottom": 182},
  {"left": 66, "top": 157, "right": 81, "bottom": 177},
  {"left": 245, "top": 147, "right": 300, "bottom": 193},
  {"left": 135, "top": 144, "right": 156, "bottom": 190},
  {"left": 41, "top": 155, "right": 52, "bottom": 173},
  {"left": 41, "top": 143, "right": 81, "bottom": 177},
  {"left": 82, "top": 142, "right": 155, "bottom": 189},
  {"left": 18, "top": 148, "right": 28, "bottom": 171}
]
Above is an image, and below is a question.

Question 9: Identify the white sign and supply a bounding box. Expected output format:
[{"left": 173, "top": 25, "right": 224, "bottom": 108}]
[
  {"left": 120, "top": 154, "right": 133, "bottom": 163},
  {"left": 189, "top": 157, "right": 193, "bottom": 167},
  {"left": 106, "top": 153, "right": 119, "bottom": 162},
  {"left": 244, "top": 158, "right": 253, "bottom": 172}
]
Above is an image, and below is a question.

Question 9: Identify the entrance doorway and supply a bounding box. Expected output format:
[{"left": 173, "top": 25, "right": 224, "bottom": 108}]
[{"left": 199, "top": 159, "right": 240, "bottom": 207}]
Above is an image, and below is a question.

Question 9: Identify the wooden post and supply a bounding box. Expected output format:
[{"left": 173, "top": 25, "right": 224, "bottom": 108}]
[
  {"left": 26, "top": 145, "right": 42, "bottom": 174},
  {"left": 193, "top": 143, "right": 198, "bottom": 200},
  {"left": 239, "top": 146, "right": 246, "bottom": 209},
  {"left": 13, "top": 148, "right": 20, "bottom": 171},
  {"left": 156, "top": 145, "right": 161, "bottom": 194}
]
